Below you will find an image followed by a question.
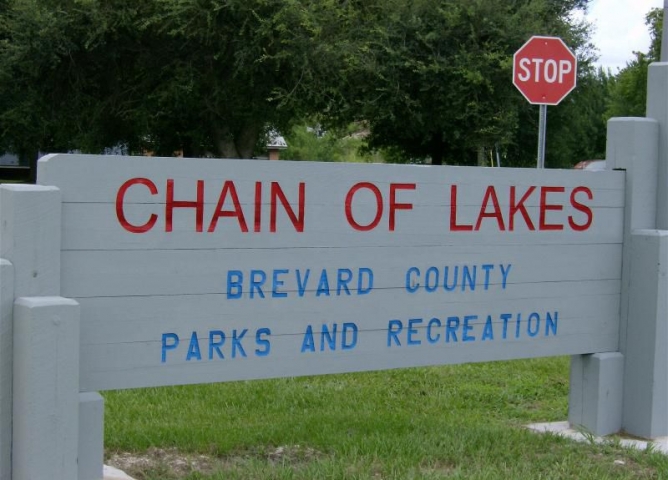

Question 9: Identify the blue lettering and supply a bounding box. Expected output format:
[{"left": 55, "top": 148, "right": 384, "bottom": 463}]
[
  {"left": 255, "top": 328, "right": 271, "bottom": 357},
  {"left": 425, "top": 267, "right": 439, "bottom": 293},
  {"left": 515, "top": 313, "right": 522, "bottom": 339},
  {"left": 161, "top": 333, "right": 179, "bottom": 363},
  {"left": 462, "top": 266, "right": 476, "bottom": 291},
  {"left": 337, "top": 269, "right": 353, "bottom": 295},
  {"left": 342, "top": 323, "right": 358, "bottom": 350},
  {"left": 232, "top": 329, "right": 248, "bottom": 358},
  {"left": 427, "top": 318, "right": 441, "bottom": 343},
  {"left": 272, "top": 269, "right": 288, "bottom": 298},
  {"left": 546, "top": 311, "right": 558, "bottom": 336},
  {"left": 208, "top": 330, "right": 225, "bottom": 359},
  {"left": 301, "top": 325, "right": 316, "bottom": 352},
  {"left": 482, "top": 315, "right": 494, "bottom": 341},
  {"left": 462, "top": 315, "right": 476, "bottom": 342},
  {"left": 481, "top": 264, "right": 493, "bottom": 289},
  {"left": 358, "top": 268, "right": 374, "bottom": 295},
  {"left": 500, "top": 264, "right": 512, "bottom": 289},
  {"left": 407, "top": 318, "right": 423, "bottom": 345},
  {"left": 501, "top": 313, "right": 512, "bottom": 339},
  {"left": 227, "top": 270, "right": 243, "bottom": 299},
  {"left": 387, "top": 320, "right": 403, "bottom": 346},
  {"left": 186, "top": 332, "right": 202, "bottom": 361},
  {"left": 527, "top": 312, "right": 540, "bottom": 337},
  {"left": 250, "top": 270, "right": 266, "bottom": 299},
  {"left": 446, "top": 316, "right": 459, "bottom": 342},
  {"left": 316, "top": 269, "right": 331, "bottom": 296},
  {"left": 444, "top": 266, "right": 458, "bottom": 291},
  {"left": 321, "top": 324, "right": 337, "bottom": 351},
  {"left": 296, "top": 269, "right": 310, "bottom": 297},
  {"left": 405, "top": 267, "right": 420, "bottom": 293}
]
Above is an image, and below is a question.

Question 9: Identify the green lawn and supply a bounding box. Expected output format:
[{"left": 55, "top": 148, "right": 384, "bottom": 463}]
[{"left": 104, "top": 358, "right": 668, "bottom": 479}]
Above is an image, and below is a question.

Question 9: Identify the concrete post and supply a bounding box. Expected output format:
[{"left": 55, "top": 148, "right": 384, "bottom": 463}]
[
  {"left": 12, "top": 297, "right": 80, "bottom": 480},
  {"left": 606, "top": 118, "right": 660, "bottom": 354},
  {"left": 607, "top": 61, "right": 668, "bottom": 438},
  {"left": 569, "top": 353, "right": 624, "bottom": 435},
  {"left": 568, "top": 117, "right": 659, "bottom": 436},
  {"left": 0, "top": 184, "right": 61, "bottom": 297},
  {"left": 0, "top": 184, "right": 64, "bottom": 479},
  {"left": 0, "top": 260, "right": 13, "bottom": 480},
  {"left": 1, "top": 183, "right": 106, "bottom": 479},
  {"left": 622, "top": 230, "right": 668, "bottom": 437},
  {"left": 79, "top": 392, "right": 104, "bottom": 480},
  {"left": 647, "top": 63, "right": 668, "bottom": 230}
]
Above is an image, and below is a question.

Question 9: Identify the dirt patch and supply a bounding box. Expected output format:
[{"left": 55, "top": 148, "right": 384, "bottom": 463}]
[
  {"left": 107, "top": 444, "right": 325, "bottom": 478},
  {"left": 108, "top": 447, "right": 216, "bottom": 478}
]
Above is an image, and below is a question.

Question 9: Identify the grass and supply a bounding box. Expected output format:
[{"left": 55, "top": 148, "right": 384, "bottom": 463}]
[{"left": 104, "top": 357, "right": 668, "bottom": 479}]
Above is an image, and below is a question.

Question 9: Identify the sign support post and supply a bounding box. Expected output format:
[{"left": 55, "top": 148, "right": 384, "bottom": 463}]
[{"left": 537, "top": 104, "right": 547, "bottom": 168}]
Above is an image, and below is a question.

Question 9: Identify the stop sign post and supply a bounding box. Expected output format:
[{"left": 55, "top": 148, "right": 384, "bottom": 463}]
[{"left": 513, "top": 36, "right": 577, "bottom": 168}]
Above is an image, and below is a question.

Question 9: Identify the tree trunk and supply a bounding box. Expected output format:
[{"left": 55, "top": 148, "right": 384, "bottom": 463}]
[
  {"left": 213, "top": 125, "right": 240, "bottom": 158},
  {"left": 477, "top": 146, "right": 486, "bottom": 166},
  {"left": 235, "top": 123, "right": 261, "bottom": 159},
  {"left": 212, "top": 123, "right": 261, "bottom": 159},
  {"left": 429, "top": 134, "right": 444, "bottom": 165}
]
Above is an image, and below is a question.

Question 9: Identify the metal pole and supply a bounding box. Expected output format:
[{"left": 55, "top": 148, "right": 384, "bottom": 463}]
[{"left": 537, "top": 104, "right": 547, "bottom": 168}]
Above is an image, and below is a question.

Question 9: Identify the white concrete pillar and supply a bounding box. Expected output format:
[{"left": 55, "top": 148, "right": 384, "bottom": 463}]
[
  {"left": 12, "top": 297, "right": 80, "bottom": 480},
  {"left": 0, "top": 260, "right": 14, "bottom": 480},
  {"left": 0, "top": 184, "right": 61, "bottom": 297},
  {"left": 79, "top": 392, "right": 104, "bottom": 480},
  {"left": 568, "top": 117, "right": 659, "bottom": 436}
]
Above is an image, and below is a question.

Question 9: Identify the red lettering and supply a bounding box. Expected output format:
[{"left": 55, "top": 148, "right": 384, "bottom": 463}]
[
  {"left": 450, "top": 185, "right": 473, "bottom": 231},
  {"left": 270, "top": 182, "right": 305, "bottom": 232},
  {"left": 569, "top": 186, "right": 593, "bottom": 231},
  {"left": 475, "top": 186, "right": 505, "bottom": 231},
  {"left": 116, "top": 178, "right": 158, "bottom": 234},
  {"left": 165, "top": 179, "right": 204, "bottom": 233},
  {"left": 509, "top": 186, "right": 536, "bottom": 231},
  {"left": 539, "top": 186, "right": 565, "bottom": 231},
  {"left": 207, "top": 181, "right": 248, "bottom": 233},
  {"left": 254, "top": 181, "right": 262, "bottom": 233},
  {"left": 389, "top": 183, "right": 415, "bottom": 231},
  {"left": 345, "top": 182, "right": 383, "bottom": 231}
]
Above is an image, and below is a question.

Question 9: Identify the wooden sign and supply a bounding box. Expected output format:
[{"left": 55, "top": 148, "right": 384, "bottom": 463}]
[{"left": 37, "top": 154, "right": 624, "bottom": 391}]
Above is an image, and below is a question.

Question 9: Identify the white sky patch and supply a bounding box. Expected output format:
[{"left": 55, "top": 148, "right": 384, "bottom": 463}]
[{"left": 579, "top": 0, "right": 663, "bottom": 72}]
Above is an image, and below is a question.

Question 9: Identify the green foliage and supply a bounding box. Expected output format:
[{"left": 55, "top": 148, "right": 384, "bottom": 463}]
[
  {"left": 0, "top": 0, "right": 639, "bottom": 169},
  {"left": 321, "top": 0, "right": 596, "bottom": 166},
  {"left": 0, "top": 0, "right": 344, "bottom": 159},
  {"left": 282, "top": 123, "right": 379, "bottom": 163},
  {"left": 605, "top": 8, "right": 663, "bottom": 119},
  {"left": 103, "top": 359, "right": 668, "bottom": 479},
  {"left": 541, "top": 66, "right": 611, "bottom": 168}
]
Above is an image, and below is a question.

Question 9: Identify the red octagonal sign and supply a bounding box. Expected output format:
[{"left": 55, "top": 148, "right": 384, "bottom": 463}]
[{"left": 513, "top": 36, "right": 577, "bottom": 105}]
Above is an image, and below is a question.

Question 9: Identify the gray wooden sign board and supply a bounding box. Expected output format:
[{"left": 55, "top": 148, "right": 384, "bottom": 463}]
[{"left": 37, "top": 154, "right": 624, "bottom": 392}]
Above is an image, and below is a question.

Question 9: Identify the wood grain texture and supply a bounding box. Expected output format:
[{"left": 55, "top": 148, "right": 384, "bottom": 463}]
[{"left": 38, "top": 154, "right": 625, "bottom": 391}]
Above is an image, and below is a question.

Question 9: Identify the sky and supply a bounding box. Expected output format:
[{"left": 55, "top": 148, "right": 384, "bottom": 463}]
[{"left": 581, "top": 0, "right": 664, "bottom": 71}]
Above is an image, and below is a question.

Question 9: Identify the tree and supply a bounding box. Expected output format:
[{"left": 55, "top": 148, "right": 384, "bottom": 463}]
[
  {"left": 0, "top": 0, "right": 600, "bottom": 166},
  {"left": 0, "top": 0, "right": 157, "bottom": 161},
  {"left": 543, "top": 66, "right": 611, "bottom": 167},
  {"left": 0, "top": 0, "right": 343, "bottom": 159},
  {"left": 317, "top": 0, "right": 596, "bottom": 166},
  {"left": 605, "top": 8, "right": 663, "bottom": 119}
]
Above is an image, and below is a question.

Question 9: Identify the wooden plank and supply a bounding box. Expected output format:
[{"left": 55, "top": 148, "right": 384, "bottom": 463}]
[
  {"left": 58, "top": 202, "right": 624, "bottom": 251},
  {"left": 60, "top": 243, "right": 620, "bottom": 297},
  {"left": 37, "top": 154, "right": 625, "bottom": 391}
]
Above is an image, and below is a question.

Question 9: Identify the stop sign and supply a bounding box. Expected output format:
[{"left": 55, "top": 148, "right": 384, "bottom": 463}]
[{"left": 513, "top": 36, "right": 577, "bottom": 105}]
